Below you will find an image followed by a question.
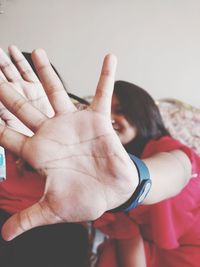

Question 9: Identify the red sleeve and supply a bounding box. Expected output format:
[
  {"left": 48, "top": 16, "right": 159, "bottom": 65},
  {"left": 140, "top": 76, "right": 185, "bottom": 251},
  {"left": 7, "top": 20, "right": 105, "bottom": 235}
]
[
  {"left": 95, "top": 137, "right": 200, "bottom": 249},
  {"left": 94, "top": 212, "right": 140, "bottom": 239},
  {"left": 141, "top": 136, "right": 199, "bottom": 175},
  {"left": 130, "top": 136, "right": 200, "bottom": 249}
]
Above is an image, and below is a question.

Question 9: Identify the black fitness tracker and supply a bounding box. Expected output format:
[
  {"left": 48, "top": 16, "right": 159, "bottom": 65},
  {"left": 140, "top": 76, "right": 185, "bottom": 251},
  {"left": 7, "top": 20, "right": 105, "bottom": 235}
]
[{"left": 110, "top": 154, "right": 152, "bottom": 213}]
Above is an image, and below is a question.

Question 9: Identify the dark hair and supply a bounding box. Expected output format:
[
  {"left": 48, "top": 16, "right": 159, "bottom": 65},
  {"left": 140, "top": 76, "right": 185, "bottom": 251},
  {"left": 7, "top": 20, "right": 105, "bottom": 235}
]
[
  {"left": 114, "top": 80, "right": 170, "bottom": 156},
  {"left": 21, "top": 52, "right": 89, "bottom": 105}
]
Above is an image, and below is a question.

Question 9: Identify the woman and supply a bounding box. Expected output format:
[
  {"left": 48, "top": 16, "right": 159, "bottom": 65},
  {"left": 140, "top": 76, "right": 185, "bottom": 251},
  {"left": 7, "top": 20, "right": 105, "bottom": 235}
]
[{"left": 94, "top": 81, "right": 200, "bottom": 267}]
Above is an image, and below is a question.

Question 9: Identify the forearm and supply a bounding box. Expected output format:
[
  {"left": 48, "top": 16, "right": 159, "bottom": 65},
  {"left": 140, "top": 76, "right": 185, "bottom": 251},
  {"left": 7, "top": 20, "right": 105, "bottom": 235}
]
[
  {"left": 116, "top": 235, "right": 147, "bottom": 267},
  {"left": 142, "top": 150, "right": 192, "bottom": 204}
]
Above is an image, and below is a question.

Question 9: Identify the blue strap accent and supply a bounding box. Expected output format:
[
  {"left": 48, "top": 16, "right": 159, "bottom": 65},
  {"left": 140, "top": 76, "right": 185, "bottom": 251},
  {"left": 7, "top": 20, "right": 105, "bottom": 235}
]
[
  {"left": 128, "top": 154, "right": 150, "bottom": 184},
  {"left": 110, "top": 154, "right": 151, "bottom": 213},
  {"left": 0, "top": 146, "right": 6, "bottom": 182}
]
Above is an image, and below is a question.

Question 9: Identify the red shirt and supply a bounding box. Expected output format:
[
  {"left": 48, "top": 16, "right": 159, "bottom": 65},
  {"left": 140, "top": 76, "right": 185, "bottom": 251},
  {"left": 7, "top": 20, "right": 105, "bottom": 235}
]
[
  {"left": 95, "top": 136, "right": 200, "bottom": 267},
  {"left": 0, "top": 152, "right": 45, "bottom": 214}
]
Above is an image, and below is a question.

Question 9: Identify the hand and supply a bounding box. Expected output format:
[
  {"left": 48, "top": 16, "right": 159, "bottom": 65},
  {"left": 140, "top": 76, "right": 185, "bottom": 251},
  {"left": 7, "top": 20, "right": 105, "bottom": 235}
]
[
  {"left": 0, "top": 49, "right": 138, "bottom": 241},
  {"left": 0, "top": 46, "right": 54, "bottom": 135}
]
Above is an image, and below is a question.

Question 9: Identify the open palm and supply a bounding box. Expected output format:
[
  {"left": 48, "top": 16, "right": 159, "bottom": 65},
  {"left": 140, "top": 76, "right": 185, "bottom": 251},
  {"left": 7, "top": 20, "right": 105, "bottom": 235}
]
[{"left": 0, "top": 48, "right": 137, "bottom": 241}]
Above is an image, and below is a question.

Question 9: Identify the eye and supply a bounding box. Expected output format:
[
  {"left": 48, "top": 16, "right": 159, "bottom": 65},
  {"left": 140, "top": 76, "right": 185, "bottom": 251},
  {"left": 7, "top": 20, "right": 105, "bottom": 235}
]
[
  {"left": 115, "top": 107, "right": 123, "bottom": 114},
  {"left": 113, "top": 105, "right": 123, "bottom": 114}
]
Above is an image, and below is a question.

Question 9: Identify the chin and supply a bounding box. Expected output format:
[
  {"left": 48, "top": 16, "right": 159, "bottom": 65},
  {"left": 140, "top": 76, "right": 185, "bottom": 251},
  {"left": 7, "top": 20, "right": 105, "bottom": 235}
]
[{"left": 120, "top": 137, "right": 127, "bottom": 145}]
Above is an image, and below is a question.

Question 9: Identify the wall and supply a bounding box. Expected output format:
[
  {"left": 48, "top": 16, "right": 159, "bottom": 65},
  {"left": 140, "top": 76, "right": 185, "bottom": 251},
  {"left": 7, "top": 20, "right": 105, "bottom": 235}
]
[{"left": 1, "top": 0, "right": 200, "bottom": 107}]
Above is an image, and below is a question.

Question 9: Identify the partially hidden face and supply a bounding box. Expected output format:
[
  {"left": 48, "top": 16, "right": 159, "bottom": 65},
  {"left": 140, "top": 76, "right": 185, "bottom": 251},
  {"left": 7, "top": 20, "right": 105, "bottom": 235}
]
[{"left": 111, "top": 94, "right": 137, "bottom": 145}]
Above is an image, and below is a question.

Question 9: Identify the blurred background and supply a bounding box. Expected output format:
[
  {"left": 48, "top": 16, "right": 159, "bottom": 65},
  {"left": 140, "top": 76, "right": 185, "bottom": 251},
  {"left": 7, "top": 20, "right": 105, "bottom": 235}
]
[{"left": 1, "top": 0, "right": 200, "bottom": 107}]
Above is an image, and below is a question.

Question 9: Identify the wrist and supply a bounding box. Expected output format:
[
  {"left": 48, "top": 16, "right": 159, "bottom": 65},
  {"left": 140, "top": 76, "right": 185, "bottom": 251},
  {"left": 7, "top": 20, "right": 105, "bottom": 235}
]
[{"left": 109, "top": 154, "right": 151, "bottom": 212}]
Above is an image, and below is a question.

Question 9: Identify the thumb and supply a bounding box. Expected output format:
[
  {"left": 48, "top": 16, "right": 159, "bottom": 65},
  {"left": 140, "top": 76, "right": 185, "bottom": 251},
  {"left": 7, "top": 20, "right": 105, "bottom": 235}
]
[{"left": 1, "top": 201, "right": 61, "bottom": 241}]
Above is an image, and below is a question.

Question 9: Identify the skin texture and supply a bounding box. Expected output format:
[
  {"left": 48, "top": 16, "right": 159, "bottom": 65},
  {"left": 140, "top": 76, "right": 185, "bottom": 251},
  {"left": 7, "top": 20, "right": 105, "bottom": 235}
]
[
  {"left": 0, "top": 47, "right": 192, "bottom": 245},
  {"left": 0, "top": 46, "right": 54, "bottom": 135},
  {"left": 0, "top": 47, "right": 138, "bottom": 241}
]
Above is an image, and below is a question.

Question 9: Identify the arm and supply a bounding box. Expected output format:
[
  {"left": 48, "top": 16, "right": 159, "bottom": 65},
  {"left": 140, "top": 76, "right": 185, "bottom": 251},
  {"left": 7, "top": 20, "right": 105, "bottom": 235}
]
[
  {"left": 117, "top": 235, "right": 147, "bottom": 267},
  {"left": 0, "top": 47, "right": 192, "bottom": 241},
  {"left": 143, "top": 150, "right": 192, "bottom": 204}
]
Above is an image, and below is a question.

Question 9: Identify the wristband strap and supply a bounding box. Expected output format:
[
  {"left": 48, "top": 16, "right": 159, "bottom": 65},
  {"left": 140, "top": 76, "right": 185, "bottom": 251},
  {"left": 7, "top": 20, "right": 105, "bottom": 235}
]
[
  {"left": 110, "top": 154, "right": 151, "bottom": 212},
  {"left": 0, "top": 147, "right": 6, "bottom": 182}
]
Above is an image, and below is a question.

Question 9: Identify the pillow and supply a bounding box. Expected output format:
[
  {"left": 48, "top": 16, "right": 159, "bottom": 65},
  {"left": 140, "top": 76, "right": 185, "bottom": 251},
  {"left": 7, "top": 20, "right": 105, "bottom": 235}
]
[{"left": 157, "top": 98, "right": 200, "bottom": 155}]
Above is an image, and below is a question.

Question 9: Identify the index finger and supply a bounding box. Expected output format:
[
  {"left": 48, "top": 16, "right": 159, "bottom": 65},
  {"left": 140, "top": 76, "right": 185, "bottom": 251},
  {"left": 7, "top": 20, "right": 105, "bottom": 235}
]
[{"left": 91, "top": 54, "right": 117, "bottom": 115}]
